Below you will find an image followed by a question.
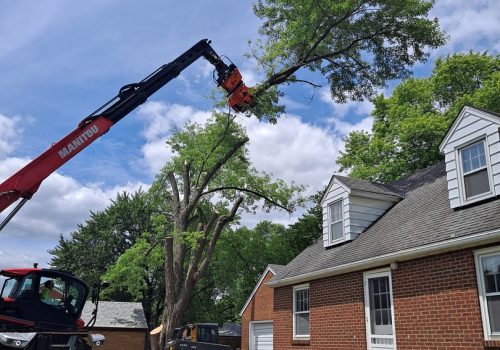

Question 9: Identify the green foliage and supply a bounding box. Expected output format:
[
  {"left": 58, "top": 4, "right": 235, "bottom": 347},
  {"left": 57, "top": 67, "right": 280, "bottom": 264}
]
[
  {"left": 150, "top": 112, "right": 304, "bottom": 221},
  {"left": 101, "top": 235, "right": 165, "bottom": 326},
  {"left": 247, "top": 0, "right": 446, "bottom": 121},
  {"left": 49, "top": 190, "right": 154, "bottom": 287},
  {"left": 337, "top": 52, "right": 500, "bottom": 182}
]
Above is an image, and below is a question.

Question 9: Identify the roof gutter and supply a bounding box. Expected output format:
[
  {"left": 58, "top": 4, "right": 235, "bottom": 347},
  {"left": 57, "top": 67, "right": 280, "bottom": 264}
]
[{"left": 268, "top": 227, "right": 500, "bottom": 288}]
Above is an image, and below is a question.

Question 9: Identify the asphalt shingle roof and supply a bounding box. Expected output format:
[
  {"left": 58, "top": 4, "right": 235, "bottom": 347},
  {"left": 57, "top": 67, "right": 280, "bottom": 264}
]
[
  {"left": 274, "top": 161, "right": 500, "bottom": 282},
  {"left": 268, "top": 264, "right": 286, "bottom": 278},
  {"left": 219, "top": 323, "right": 241, "bottom": 337},
  {"left": 81, "top": 301, "right": 148, "bottom": 329},
  {"left": 334, "top": 175, "right": 404, "bottom": 197}
]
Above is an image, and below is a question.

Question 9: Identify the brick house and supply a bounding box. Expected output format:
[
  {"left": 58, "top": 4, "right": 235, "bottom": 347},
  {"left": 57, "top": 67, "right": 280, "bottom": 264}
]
[
  {"left": 242, "top": 106, "right": 500, "bottom": 350},
  {"left": 82, "top": 301, "right": 148, "bottom": 350}
]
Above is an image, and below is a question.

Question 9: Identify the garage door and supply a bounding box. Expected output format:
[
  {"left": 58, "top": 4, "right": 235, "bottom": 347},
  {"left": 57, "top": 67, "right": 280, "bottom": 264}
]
[{"left": 251, "top": 322, "right": 273, "bottom": 350}]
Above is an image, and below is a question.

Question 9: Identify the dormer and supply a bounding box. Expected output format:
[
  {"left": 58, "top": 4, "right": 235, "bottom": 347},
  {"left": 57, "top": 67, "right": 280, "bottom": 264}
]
[
  {"left": 439, "top": 106, "right": 500, "bottom": 209},
  {"left": 320, "top": 175, "right": 402, "bottom": 248}
]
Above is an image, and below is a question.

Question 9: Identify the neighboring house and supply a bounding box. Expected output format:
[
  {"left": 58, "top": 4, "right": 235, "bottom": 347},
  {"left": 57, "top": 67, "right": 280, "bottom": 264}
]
[
  {"left": 240, "top": 264, "right": 285, "bottom": 350},
  {"left": 219, "top": 323, "right": 242, "bottom": 349},
  {"left": 81, "top": 301, "right": 148, "bottom": 350},
  {"left": 243, "top": 106, "right": 500, "bottom": 350}
]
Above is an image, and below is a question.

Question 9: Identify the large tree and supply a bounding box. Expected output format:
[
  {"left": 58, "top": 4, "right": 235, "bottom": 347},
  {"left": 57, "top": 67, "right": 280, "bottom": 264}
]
[
  {"left": 337, "top": 52, "right": 500, "bottom": 182},
  {"left": 151, "top": 113, "right": 302, "bottom": 345},
  {"left": 246, "top": 0, "right": 446, "bottom": 121}
]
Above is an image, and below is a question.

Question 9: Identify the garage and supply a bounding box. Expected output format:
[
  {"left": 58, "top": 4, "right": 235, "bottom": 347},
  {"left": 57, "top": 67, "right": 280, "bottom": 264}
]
[{"left": 250, "top": 321, "right": 273, "bottom": 350}]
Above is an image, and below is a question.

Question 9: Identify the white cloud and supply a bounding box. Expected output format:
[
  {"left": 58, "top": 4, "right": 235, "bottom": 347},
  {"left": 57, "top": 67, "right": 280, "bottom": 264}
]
[
  {"left": 137, "top": 102, "right": 212, "bottom": 175},
  {"left": 431, "top": 0, "right": 500, "bottom": 54},
  {"left": 320, "top": 87, "right": 374, "bottom": 119},
  {"left": 0, "top": 157, "right": 148, "bottom": 240},
  {"left": 0, "top": 248, "right": 49, "bottom": 270},
  {"left": 242, "top": 115, "right": 340, "bottom": 192},
  {"left": 329, "top": 116, "right": 373, "bottom": 138},
  {"left": 0, "top": 114, "right": 22, "bottom": 157}
]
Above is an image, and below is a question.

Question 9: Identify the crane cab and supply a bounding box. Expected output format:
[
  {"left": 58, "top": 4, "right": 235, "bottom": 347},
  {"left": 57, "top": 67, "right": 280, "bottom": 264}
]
[{"left": 0, "top": 268, "right": 88, "bottom": 331}]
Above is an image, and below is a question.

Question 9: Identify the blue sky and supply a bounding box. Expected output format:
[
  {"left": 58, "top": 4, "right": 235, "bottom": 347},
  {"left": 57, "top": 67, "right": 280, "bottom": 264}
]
[{"left": 0, "top": 0, "right": 498, "bottom": 269}]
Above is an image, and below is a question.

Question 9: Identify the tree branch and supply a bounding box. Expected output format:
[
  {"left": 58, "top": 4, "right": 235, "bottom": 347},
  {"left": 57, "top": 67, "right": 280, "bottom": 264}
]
[
  {"left": 201, "top": 186, "right": 292, "bottom": 214},
  {"left": 194, "top": 197, "right": 243, "bottom": 283},
  {"left": 166, "top": 171, "right": 180, "bottom": 213},
  {"left": 292, "top": 79, "right": 322, "bottom": 88},
  {"left": 184, "top": 137, "right": 249, "bottom": 219},
  {"left": 302, "top": 1, "right": 367, "bottom": 62},
  {"left": 182, "top": 162, "right": 191, "bottom": 208},
  {"left": 194, "top": 114, "right": 236, "bottom": 190}
]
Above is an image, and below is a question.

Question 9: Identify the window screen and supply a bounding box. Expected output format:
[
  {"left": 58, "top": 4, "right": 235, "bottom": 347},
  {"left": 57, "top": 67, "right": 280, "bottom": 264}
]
[
  {"left": 329, "top": 201, "right": 343, "bottom": 241},
  {"left": 294, "top": 287, "right": 310, "bottom": 337}
]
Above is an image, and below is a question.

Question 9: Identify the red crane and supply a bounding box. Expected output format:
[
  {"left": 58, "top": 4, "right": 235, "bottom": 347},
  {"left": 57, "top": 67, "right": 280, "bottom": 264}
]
[{"left": 0, "top": 39, "right": 252, "bottom": 232}]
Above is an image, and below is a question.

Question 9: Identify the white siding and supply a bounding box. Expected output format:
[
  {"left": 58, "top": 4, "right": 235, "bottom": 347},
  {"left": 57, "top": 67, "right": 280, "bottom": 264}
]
[
  {"left": 441, "top": 108, "right": 500, "bottom": 208},
  {"left": 347, "top": 196, "right": 394, "bottom": 237}
]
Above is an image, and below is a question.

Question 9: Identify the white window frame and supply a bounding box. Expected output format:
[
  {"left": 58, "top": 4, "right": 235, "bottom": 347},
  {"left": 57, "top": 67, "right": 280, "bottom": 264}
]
[
  {"left": 456, "top": 137, "right": 494, "bottom": 205},
  {"left": 328, "top": 200, "right": 344, "bottom": 244},
  {"left": 363, "top": 268, "right": 397, "bottom": 350},
  {"left": 292, "top": 284, "right": 310, "bottom": 340},
  {"left": 474, "top": 246, "right": 500, "bottom": 340}
]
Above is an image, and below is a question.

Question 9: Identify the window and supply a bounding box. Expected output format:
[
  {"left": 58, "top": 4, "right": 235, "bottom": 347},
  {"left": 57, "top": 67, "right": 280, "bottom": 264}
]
[
  {"left": 475, "top": 247, "right": 500, "bottom": 339},
  {"left": 38, "top": 275, "right": 86, "bottom": 316},
  {"left": 14, "top": 273, "right": 35, "bottom": 299},
  {"left": 293, "top": 285, "right": 310, "bottom": 339},
  {"left": 39, "top": 277, "right": 65, "bottom": 307},
  {"left": 329, "top": 201, "right": 344, "bottom": 242},
  {"left": 460, "top": 140, "right": 490, "bottom": 199},
  {"left": 1, "top": 278, "right": 17, "bottom": 299}
]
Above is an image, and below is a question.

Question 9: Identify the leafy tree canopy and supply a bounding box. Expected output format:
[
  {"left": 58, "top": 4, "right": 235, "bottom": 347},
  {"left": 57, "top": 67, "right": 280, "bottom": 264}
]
[
  {"left": 337, "top": 52, "right": 500, "bottom": 182},
  {"left": 247, "top": 0, "right": 447, "bottom": 122}
]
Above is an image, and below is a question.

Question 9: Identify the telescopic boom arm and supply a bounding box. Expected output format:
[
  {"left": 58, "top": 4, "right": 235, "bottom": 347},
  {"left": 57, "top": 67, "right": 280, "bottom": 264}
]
[{"left": 0, "top": 39, "right": 252, "bottom": 231}]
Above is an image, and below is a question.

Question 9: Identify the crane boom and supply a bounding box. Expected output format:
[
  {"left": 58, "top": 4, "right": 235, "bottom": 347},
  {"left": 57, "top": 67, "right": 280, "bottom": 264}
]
[{"left": 0, "top": 39, "right": 252, "bottom": 230}]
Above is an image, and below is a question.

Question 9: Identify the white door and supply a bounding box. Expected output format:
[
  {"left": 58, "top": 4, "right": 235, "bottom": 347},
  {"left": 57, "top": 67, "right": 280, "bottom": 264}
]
[
  {"left": 364, "top": 270, "right": 396, "bottom": 350},
  {"left": 250, "top": 321, "right": 273, "bottom": 350}
]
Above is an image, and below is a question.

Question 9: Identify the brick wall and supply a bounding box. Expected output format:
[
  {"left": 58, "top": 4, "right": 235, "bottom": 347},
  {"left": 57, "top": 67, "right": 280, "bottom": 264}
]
[
  {"left": 241, "top": 270, "right": 275, "bottom": 350},
  {"left": 273, "top": 247, "right": 499, "bottom": 350},
  {"left": 274, "top": 270, "right": 366, "bottom": 350},
  {"left": 91, "top": 328, "right": 146, "bottom": 350}
]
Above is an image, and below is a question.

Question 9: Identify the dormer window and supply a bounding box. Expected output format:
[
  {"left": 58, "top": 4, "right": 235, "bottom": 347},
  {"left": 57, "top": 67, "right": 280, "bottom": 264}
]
[
  {"left": 329, "top": 200, "right": 344, "bottom": 242},
  {"left": 460, "top": 140, "right": 491, "bottom": 199}
]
